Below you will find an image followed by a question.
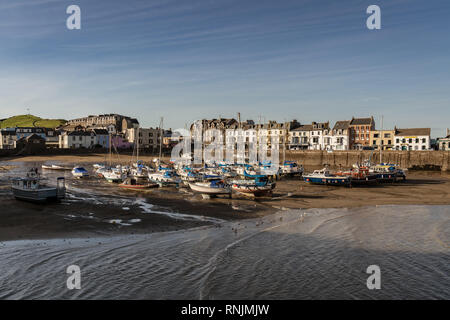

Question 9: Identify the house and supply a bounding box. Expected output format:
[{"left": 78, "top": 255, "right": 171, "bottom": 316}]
[
  {"left": 349, "top": 117, "right": 376, "bottom": 150},
  {"left": 0, "top": 129, "right": 17, "bottom": 149},
  {"left": 111, "top": 135, "right": 133, "bottom": 149},
  {"left": 393, "top": 127, "right": 431, "bottom": 150},
  {"left": 15, "top": 134, "right": 46, "bottom": 154},
  {"left": 309, "top": 122, "right": 330, "bottom": 150},
  {"left": 44, "top": 129, "right": 61, "bottom": 149},
  {"left": 59, "top": 130, "right": 97, "bottom": 149},
  {"left": 92, "top": 129, "right": 110, "bottom": 148},
  {"left": 126, "top": 127, "right": 160, "bottom": 150},
  {"left": 437, "top": 129, "right": 450, "bottom": 151},
  {"left": 325, "top": 120, "right": 351, "bottom": 151},
  {"left": 369, "top": 130, "right": 395, "bottom": 150},
  {"left": 288, "top": 124, "right": 313, "bottom": 150}
]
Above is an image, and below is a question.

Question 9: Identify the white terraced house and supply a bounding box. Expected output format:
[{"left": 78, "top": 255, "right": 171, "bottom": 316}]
[
  {"left": 59, "top": 130, "right": 97, "bottom": 149},
  {"left": 393, "top": 127, "right": 431, "bottom": 151}
]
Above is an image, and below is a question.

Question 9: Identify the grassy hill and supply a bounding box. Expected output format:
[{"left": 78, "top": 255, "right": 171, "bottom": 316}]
[{"left": 0, "top": 115, "right": 67, "bottom": 129}]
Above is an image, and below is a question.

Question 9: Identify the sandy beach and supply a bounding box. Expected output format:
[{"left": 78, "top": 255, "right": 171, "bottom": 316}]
[{"left": 0, "top": 154, "right": 449, "bottom": 242}]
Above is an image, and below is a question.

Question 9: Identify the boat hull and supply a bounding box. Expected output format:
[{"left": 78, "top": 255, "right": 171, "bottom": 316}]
[
  {"left": 11, "top": 187, "right": 64, "bottom": 203},
  {"left": 189, "top": 183, "right": 231, "bottom": 195},
  {"left": 303, "top": 176, "right": 351, "bottom": 186},
  {"left": 231, "top": 183, "right": 275, "bottom": 197}
]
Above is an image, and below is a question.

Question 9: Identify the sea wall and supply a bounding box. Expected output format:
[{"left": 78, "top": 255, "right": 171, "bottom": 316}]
[{"left": 285, "top": 150, "right": 450, "bottom": 171}]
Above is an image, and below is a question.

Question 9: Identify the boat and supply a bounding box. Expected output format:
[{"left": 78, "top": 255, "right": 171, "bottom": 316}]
[
  {"left": 335, "top": 166, "right": 378, "bottom": 185},
  {"left": 103, "top": 169, "right": 126, "bottom": 183},
  {"left": 231, "top": 175, "right": 276, "bottom": 197},
  {"left": 303, "top": 168, "right": 351, "bottom": 186},
  {"left": 42, "top": 164, "right": 72, "bottom": 171},
  {"left": 71, "top": 166, "right": 89, "bottom": 178},
  {"left": 11, "top": 169, "right": 66, "bottom": 202},
  {"left": 119, "top": 177, "right": 158, "bottom": 190},
  {"left": 189, "top": 179, "right": 232, "bottom": 198},
  {"left": 148, "top": 170, "right": 181, "bottom": 187},
  {"left": 280, "top": 161, "right": 303, "bottom": 176},
  {"left": 369, "top": 164, "right": 406, "bottom": 182}
]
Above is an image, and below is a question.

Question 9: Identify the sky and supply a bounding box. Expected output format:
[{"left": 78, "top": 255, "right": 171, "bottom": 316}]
[{"left": 0, "top": 0, "right": 449, "bottom": 137}]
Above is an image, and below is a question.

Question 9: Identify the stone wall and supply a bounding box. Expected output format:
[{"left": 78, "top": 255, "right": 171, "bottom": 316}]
[{"left": 284, "top": 150, "right": 450, "bottom": 171}]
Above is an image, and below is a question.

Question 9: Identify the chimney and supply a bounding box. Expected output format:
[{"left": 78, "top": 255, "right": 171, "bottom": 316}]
[{"left": 447, "top": 128, "right": 450, "bottom": 136}]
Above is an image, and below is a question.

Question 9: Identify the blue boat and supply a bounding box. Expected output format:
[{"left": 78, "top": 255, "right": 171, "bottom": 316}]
[{"left": 303, "top": 168, "right": 351, "bottom": 186}]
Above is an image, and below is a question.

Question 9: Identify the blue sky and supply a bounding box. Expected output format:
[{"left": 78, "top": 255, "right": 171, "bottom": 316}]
[{"left": 0, "top": 0, "right": 449, "bottom": 136}]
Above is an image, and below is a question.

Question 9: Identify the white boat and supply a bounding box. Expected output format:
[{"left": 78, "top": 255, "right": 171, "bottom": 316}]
[
  {"left": 11, "top": 169, "right": 66, "bottom": 202},
  {"left": 148, "top": 170, "right": 181, "bottom": 187},
  {"left": 42, "top": 164, "right": 72, "bottom": 171},
  {"left": 189, "top": 179, "right": 231, "bottom": 197},
  {"left": 103, "top": 170, "right": 126, "bottom": 183},
  {"left": 72, "top": 166, "right": 89, "bottom": 178},
  {"left": 280, "top": 161, "right": 303, "bottom": 176}
]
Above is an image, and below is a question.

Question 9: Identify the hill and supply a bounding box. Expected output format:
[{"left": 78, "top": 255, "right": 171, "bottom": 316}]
[{"left": 0, "top": 115, "right": 67, "bottom": 129}]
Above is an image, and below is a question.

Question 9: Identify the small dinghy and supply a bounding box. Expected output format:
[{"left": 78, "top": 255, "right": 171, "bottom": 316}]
[
  {"left": 42, "top": 164, "right": 71, "bottom": 171},
  {"left": 72, "top": 166, "right": 89, "bottom": 178},
  {"left": 11, "top": 169, "right": 66, "bottom": 203},
  {"left": 119, "top": 177, "right": 158, "bottom": 190}
]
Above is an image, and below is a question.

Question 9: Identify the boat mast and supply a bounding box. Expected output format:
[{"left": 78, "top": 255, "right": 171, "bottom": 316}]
[
  {"left": 109, "top": 133, "right": 112, "bottom": 167},
  {"left": 380, "top": 115, "right": 383, "bottom": 164},
  {"left": 159, "top": 117, "right": 163, "bottom": 162},
  {"left": 136, "top": 126, "right": 140, "bottom": 162}
]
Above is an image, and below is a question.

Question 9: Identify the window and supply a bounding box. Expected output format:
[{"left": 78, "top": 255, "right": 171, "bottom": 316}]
[
  {"left": 415, "top": 138, "right": 419, "bottom": 143},
  {"left": 396, "top": 138, "right": 400, "bottom": 143},
  {"left": 409, "top": 138, "right": 412, "bottom": 143},
  {"left": 374, "top": 133, "right": 379, "bottom": 138},
  {"left": 384, "top": 133, "right": 391, "bottom": 138},
  {"left": 422, "top": 138, "right": 426, "bottom": 143}
]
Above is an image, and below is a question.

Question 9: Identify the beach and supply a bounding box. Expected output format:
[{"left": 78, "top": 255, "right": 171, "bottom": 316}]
[{"left": 0, "top": 154, "right": 449, "bottom": 242}]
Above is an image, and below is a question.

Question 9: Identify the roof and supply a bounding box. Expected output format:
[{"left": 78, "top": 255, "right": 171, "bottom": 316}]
[
  {"left": 16, "top": 133, "right": 46, "bottom": 142},
  {"left": 395, "top": 128, "right": 431, "bottom": 136},
  {"left": 350, "top": 117, "right": 373, "bottom": 125},
  {"left": 92, "top": 129, "right": 109, "bottom": 135},
  {"left": 292, "top": 124, "right": 313, "bottom": 131},
  {"left": 67, "top": 130, "right": 96, "bottom": 136},
  {"left": 333, "top": 120, "right": 350, "bottom": 130}
]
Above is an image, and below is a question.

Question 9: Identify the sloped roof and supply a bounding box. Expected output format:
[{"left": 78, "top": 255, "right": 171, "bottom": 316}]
[
  {"left": 395, "top": 128, "right": 431, "bottom": 136},
  {"left": 68, "top": 130, "right": 96, "bottom": 136},
  {"left": 333, "top": 120, "right": 350, "bottom": 130},
  {"left": 350, "top": 117, "right": 373, "bottom": 125},
  {"left": 92, "top": 129, "right": 109, "bottom": 135},
  {"left": 292, "top": 124, "right": 313, "bottom": 131}
]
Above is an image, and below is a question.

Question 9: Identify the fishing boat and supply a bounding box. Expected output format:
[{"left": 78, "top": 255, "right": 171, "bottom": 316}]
[
  {"left": 148, "top": 170, "right": 181, "bottom": 187},
  {"left": 42, "top": 164, "right": 71, "bottom": 171},
  {"left": 280, "top": 161, "right": 303, "bottom": 176},
  {"left": 303, "top": 168, "right": 351, "bottom": 186},
  {"left": 369, "top": 164, "right": 405, "bottom": 183},
  {"left": 336, "top": 166, "right": 377, "bottom": 185},
  {"left": 71, "top": 166, "right": 89, "bottom": 178},
  {"left": 119, "top": 177, "right": 158, "bottom": 190},
  {"left": 231, "top": 174, "right": 276, "bottom": 197},
  {"left": 11, "top": 169, "right": 66, "bottom": 202},
  {"left": 189, "top": 178, "right": 232, "bottom": 198}
]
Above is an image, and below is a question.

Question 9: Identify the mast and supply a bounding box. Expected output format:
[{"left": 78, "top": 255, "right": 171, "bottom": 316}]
[
  {"left": 109, "top": 133, "right": 112, "bottom": 167},
  {"left": 380, "top": 115, "right": 383, "bottom": 164},
  {"left": 159, "top": 117, "right": 163, "bottom": 162},
  {"left": 136, "top": 126, "right": 140, "bottom": 161}
]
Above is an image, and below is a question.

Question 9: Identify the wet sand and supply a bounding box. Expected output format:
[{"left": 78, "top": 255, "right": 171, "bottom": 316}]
[{"left": 0, "top": 154, "right": 449, "bottom": 242}]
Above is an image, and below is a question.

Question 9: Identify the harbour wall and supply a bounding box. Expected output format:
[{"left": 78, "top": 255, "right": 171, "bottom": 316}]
[{"left": 285, "top": 150, "right": 450, "bottom": 171}]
